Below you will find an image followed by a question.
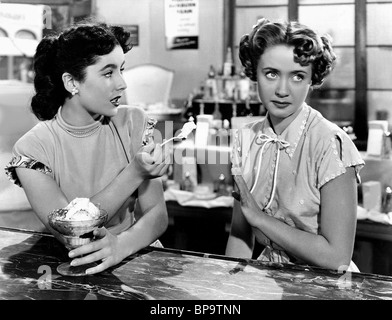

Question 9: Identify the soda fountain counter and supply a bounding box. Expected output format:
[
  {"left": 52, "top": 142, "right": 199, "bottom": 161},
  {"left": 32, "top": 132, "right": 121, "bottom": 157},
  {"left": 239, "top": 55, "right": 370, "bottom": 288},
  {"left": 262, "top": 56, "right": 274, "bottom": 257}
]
[{"left": 0, "top": 226, "right": 391, "bottom": 300}]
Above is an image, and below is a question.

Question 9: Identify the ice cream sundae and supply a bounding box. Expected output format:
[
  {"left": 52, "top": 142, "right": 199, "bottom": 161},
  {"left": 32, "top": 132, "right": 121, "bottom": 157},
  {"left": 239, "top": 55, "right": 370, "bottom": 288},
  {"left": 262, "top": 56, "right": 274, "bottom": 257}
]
[
  {"left": 48, "top": 198, "right": 107, "bottom": 238},
  {"left": 56, "top": 198, "right": 101, "bottom": 221},
  {"left": 48, "top": 198, "right": 108, "bottom": 276}
]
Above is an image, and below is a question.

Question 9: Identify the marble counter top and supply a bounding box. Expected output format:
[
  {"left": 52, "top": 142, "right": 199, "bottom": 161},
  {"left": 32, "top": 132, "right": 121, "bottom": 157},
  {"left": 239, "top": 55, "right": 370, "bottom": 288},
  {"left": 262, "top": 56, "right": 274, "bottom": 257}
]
[{"left": 0, "top": 226, "right": 391, "bottom": 300}]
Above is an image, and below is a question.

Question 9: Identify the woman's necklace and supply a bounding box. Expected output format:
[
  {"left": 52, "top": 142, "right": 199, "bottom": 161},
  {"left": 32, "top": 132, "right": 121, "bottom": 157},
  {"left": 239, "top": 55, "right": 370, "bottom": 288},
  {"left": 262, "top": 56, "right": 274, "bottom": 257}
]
[
  {"left": 58, "top": 123, "right": 102, "bottom": 138},
  {"left": 56, "top": 107, "right": 103, "bottom": 138}
]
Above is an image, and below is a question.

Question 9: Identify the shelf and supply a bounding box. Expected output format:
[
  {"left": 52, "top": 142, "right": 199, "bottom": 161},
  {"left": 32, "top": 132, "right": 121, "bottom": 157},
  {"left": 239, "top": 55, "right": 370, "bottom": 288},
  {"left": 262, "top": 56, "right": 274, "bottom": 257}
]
[{"left": 193, "top": 98, "right": 262, "bottom": 105}]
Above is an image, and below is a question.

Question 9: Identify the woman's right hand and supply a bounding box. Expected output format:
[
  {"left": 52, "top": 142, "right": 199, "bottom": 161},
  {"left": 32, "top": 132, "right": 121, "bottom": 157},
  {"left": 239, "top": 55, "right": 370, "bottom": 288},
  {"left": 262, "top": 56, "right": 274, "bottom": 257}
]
[
  {"left": 134, "top": 142, "right": 171, "bottom": 179},
  {"left": 233, "top": 174, "right": 263, "bottom": 227}
]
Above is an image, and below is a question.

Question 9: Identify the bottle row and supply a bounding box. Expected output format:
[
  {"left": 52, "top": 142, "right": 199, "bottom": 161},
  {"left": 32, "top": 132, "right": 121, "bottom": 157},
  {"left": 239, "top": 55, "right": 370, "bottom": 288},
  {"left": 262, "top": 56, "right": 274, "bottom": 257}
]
[
  {"left": 202, "top": 65, "right": 259, "bottom": 102},
  {"left": 184, "top": 99, "right": 265, "bottom": 125}
]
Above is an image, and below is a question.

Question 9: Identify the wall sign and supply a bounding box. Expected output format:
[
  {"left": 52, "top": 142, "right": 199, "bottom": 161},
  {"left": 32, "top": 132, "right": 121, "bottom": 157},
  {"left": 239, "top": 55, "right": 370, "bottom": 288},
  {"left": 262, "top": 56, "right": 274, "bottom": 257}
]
[
  {"left": 121, "top": 25, "right": 139, "bottom": 47},
  {"left": 0, "top": 3, "right": 46, "bottom": 56},
  {"left": 165, "top": 0, "right": 199, "bottom": 50}
]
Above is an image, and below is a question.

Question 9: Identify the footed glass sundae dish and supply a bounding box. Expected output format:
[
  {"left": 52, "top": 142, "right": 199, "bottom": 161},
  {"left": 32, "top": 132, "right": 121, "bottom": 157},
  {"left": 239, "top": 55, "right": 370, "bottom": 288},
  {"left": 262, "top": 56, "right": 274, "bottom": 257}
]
[{"left": 48, "top": 198, "right": 108, "bottom": 276}]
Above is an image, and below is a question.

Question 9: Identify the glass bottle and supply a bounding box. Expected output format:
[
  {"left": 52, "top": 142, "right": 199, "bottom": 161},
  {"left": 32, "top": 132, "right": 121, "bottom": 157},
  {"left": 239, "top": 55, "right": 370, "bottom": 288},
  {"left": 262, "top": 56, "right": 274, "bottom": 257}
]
[
  {"left": 238, "top": 71, "right": 250, "bottom": 101},
  {"left": 181, "top": 171, "right": 194, "bottom": 192},
  {"left": 212, "top": 101, "right": 222, "bottom": 120},
  {"left": 205, "top": 65, "right": 218, "bottom": 100},
  {"left": 217, "top": 120, "right": 229, "bottom": 147},
  {"left": 215, "top": 173, "right": 229, "bottom": 196},
  {"left": 223, "top": 47, "right": 234, "bottom": 77},
  {"left": 383, "top": 186, "right": 392, "bottom": 213},
  {"left": 183, "top": 92, "right": 195, "bottom": 119}
]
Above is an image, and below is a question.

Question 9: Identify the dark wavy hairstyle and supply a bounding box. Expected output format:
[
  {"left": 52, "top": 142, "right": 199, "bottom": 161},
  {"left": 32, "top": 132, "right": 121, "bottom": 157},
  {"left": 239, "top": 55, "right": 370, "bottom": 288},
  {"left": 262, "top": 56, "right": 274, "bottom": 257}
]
[
  {"left": 31, "top": 21, "right": 133, "bottom": 121},
  {"left": 239, "top": 18, "right": 336, "bottom": 87}
]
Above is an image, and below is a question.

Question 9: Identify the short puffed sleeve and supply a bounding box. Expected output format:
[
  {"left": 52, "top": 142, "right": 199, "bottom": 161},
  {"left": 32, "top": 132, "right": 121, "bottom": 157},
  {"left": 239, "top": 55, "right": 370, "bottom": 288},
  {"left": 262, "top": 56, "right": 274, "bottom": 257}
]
[
  {"left": 316, "top": 131, "right": 364, "bottom": 189},
  {"left": 231, "top": 128, "right": 242, "bottom": 175},
  {"left": 231, "top": 122, "right": 260, "bottom": 177},
  {"left": 5, "top": 129, "right": 54, "bottom": 187},
  {"left": 114, "top": 106, "right": 158, "bottom": 159},
  {"left": 142, "top": 117, "right": 158, "bottom": 146},
  {"left": 129, "top": 107, "right": 156, "bottom": 154}
]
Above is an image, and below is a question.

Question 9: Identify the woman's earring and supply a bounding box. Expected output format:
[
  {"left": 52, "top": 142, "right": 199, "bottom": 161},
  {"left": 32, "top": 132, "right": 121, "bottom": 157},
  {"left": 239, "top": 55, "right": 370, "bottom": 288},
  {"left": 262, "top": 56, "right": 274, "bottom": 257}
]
[{"left": 71, "top": 87, "right": 79, "bottom": 96}]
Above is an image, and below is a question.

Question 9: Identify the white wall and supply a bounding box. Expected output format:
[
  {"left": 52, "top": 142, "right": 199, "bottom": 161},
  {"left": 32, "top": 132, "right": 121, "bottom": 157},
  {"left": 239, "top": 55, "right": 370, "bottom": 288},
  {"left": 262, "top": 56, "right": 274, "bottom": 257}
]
[
  {"left": 93, "top": 0, "right": 152, "bottom": 63},
  {"left": 93, "top": 0, "right": 224, "bottom": 106}
]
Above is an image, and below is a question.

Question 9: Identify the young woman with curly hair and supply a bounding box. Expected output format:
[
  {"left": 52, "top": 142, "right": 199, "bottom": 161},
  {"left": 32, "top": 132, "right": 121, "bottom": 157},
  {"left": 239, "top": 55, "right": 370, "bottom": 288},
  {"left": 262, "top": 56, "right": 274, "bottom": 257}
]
[{"left": 226, "top": 18, "right": 364, "bottom": 272}]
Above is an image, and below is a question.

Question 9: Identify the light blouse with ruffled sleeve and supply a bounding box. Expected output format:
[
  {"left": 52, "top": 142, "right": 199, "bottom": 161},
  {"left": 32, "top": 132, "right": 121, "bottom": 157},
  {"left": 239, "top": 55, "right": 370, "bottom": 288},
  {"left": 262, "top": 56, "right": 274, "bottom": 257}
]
[
  {"left": 5, "top": 105, "right": 157, "bottom": 234},
  {"left": 231, "top": 103, "right": 365, "bottom": 268}
]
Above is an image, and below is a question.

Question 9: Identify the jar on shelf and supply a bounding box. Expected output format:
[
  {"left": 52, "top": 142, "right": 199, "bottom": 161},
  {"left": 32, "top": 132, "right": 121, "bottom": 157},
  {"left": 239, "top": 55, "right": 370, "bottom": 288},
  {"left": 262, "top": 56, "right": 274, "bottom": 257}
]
[{"left": 181, "top": 171, "right": 194, "bottom": 192}]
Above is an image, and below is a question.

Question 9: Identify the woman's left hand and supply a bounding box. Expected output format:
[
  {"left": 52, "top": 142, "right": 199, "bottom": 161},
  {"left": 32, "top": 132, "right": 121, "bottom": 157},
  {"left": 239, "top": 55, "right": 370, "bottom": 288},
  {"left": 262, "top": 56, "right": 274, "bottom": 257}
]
[
  {"left": 68, "top": 227, "right": 124, "bottom": 275},
  {"left": 233, "top": 174, "right": 263, "bottom": 226}
]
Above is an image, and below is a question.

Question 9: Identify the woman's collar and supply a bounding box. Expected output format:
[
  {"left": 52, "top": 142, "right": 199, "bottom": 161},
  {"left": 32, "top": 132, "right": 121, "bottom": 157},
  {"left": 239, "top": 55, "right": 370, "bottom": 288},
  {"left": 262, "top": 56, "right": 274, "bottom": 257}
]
[{"left": 262, "top": 103, "right": 310, "bottom": 158}]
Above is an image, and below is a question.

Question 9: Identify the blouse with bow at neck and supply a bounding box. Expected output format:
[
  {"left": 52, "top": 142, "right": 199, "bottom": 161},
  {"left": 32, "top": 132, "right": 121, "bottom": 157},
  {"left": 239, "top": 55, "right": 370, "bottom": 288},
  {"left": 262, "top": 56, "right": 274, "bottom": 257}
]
[{"left": 231, "top": 103, "right": 364, "bottom": 264}]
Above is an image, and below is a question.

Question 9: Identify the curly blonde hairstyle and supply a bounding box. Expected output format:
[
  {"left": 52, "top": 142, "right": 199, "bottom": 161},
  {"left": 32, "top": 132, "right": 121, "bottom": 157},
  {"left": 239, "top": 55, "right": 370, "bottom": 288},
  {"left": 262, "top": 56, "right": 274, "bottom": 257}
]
[{"left": 239, "top": 18, "right": 336, "bottom": 87}]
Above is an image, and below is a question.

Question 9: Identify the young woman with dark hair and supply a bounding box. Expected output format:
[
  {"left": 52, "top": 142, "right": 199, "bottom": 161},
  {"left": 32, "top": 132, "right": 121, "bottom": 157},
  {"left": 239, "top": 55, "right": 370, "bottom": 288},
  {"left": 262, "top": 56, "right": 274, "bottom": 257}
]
[{"left": 5, "top": 21, "right": 170, "bottom": 275}]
